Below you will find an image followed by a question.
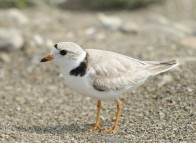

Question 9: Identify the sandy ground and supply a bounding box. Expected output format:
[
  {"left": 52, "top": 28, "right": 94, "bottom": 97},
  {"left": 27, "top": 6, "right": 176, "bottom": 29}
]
[{"left": 0, "top": 0, "right": 196, "bottom": 142}]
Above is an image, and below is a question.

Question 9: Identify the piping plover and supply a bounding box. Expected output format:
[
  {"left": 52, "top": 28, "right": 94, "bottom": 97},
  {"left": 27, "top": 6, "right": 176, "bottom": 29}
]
[{"left": 41, "top": 42, "right": 179, "bottom": 133}]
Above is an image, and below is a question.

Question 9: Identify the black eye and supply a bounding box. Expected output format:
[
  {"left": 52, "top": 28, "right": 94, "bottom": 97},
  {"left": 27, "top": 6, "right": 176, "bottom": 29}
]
[{"left": 60, "top": 50, "right": 67, "bottom": 56}]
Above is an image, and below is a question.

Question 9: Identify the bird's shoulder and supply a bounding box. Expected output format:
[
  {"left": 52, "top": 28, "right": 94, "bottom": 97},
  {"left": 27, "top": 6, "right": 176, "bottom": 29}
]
[
  {"left": 87, "top": 49, "right": 134, "bottom": 76},
  {"left": 85, "top": 49, "right": 149, "bottom": 91}
]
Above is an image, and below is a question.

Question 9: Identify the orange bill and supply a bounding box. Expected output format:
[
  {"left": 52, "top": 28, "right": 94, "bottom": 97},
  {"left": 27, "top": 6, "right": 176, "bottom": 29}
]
[{"left": 40, "top": 55, "right": 53, "bottom": 62}]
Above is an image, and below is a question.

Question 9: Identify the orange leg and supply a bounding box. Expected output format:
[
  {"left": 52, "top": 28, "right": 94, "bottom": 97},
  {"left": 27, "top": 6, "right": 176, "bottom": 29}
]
[
  {"left": 88, "top": 100, "right": 104, "bottom": 131},
  {"left": 105, "top": 100, "right": 122, "bottom": 133}
]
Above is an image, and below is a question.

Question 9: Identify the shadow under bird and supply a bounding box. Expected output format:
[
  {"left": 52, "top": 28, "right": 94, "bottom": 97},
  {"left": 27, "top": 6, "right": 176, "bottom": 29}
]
[{"left": 41, "top": 42, "right": 179, "bottom": 133}]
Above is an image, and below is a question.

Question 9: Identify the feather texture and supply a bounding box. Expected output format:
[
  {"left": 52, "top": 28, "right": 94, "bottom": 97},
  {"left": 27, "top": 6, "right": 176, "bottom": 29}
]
[
  {"left": 86, "top": 49, "right": 178, "bottom": 92},
  {"left": 86, "top": 49, "right": 151, "bottom": 92}
]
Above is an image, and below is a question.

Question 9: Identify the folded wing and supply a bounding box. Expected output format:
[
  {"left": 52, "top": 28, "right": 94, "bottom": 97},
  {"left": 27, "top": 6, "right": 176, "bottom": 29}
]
[
  {"left": 86, "top": 49, "right": 178, "bottom": 92},
  {"left": 86, "top": 49, "right": 151, "bottom": 92}
]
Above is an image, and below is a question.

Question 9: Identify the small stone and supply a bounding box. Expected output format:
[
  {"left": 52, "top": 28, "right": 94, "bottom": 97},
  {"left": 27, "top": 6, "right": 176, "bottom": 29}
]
[
  {"left": 59, "top": 73, "right": 64, "bottom": 78},
  {"left": 0, "top": 53, "right": 11, "bottom": 63},
  {"left": 157, "top": 74, "right": 173, "bottom": 87},
  {"left": 9, "top": 33, "right": 24, "bottom": 50},
  {"left": 47, "top": 85, "right": 58, "bottom": 92},
  {"left": 38, "top": 98, "right": 44, "bottom": 104},
  {"left": 97, "top": 13, "right": 122, "bottom": 30},
  {"left": 143, "top": 26, "right": 186, "bottom": 37},
  {"left": 85, "top": 27, "right": 96, "bottom": 35},
  {"left": 173, "top": 23, "right": 193, "bottom": 35},
  {"left": 144, "top": 16, "right": 193, "bottom": 37},
  {"left": 186, "top": 87, "right": 193, "bottom": 93},
  {"left": 16, "top": 107, "right": 21, "bottom": 111},
  {"left": 7, "top": 8, "right": 29, "bottom": 25},
  {"left": 66, "top": 32, "right": 75, "bottom": 38},
  {"left": 29, "top": 54, "right": 42, "bottom": 65},
  {"left": 32, "top": 34, "right": 44, "bottom": 46},
  {"left": 159, "top": 111, "right": 165, "bottom": 120},
  {"left": 181, "top": 37, "right": 196, "bottom": 49},
  {"left": 145, "top": 15, "right": 170, "bottom": 25},
  {"left": 178, "top": 57, "right": 196, "bottom": 65},
  {"left": 100, "top": 116, "right": 105, "bottom": 121},
  {"left": 5, "top": 86, "right": 14, "bottom": 91},
  {"left": 173, "top": 127, "right": 178, "bottom": 131},
  {"left": 46, "top": 39, "right": 54, "bottom": 48},
  {"left": 0, "top": 69, "right": 5, "bottom": 79},
  {"left": 0, "top": 28, "right": 24, "bottom": 51},
  {"left": 95, "top": 32, "right": 105, "bottom": 41},
  {"left": 120, "top": 22, "right": 140, "bottom": 34}
]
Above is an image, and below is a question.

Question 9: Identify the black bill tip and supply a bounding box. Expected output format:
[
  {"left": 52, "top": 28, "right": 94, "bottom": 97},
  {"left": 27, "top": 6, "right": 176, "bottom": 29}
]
[
  {"left": 40, "top": 55, "right": 53, "bottom": 62},
  {"left": 40, "top": 58, "right": 47, "bottom": 62}
]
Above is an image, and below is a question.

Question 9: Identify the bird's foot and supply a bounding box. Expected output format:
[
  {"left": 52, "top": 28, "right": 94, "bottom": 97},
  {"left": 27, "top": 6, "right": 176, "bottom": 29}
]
[
  {"left": 88, "top": 124, "right": 104, "bottom": 131},
  {"left": 104, "top": 127, "right": 117, "bottom": 133}
]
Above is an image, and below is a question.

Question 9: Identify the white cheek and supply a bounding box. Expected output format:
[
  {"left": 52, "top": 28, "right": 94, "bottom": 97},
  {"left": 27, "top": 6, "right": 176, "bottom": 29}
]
[{"left": 53, "top": 55, "right": 61, "bottom": 65}]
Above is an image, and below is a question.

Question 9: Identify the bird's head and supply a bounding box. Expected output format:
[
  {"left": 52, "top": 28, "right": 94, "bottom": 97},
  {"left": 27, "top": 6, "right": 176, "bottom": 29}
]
[{"left": 41, "top": 42, "right": 86, "bottom": 71}]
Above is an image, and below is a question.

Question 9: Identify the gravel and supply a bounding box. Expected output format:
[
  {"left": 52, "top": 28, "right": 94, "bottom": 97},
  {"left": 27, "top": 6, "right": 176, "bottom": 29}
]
[{"left": 0, "top": 0, "right": 196, "bottom": 142}]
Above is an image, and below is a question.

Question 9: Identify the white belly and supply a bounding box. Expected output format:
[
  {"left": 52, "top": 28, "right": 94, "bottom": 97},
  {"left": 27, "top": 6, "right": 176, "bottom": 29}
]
[{"left": 63, "top": 74, "right": 123, "bottom": 100}]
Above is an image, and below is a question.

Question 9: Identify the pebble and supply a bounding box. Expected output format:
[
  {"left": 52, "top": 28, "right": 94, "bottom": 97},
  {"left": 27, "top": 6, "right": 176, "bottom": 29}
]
[
  {"left": 178, "top": 57, "right": 196, "bottom": 64},
  {"left": 0, "top": 53, "right": 11, "bottom": 63},
  {"left": 9, "top": 33, "right": 24, "bottom": 50},
  {"left": 145, "top": 15, "right": 170, "bottom": 25},
  {"left": 7, "top": 8, "right": 29, "bottom": 25},
  {"left": 94, "top": 32, "right": 106, "bottom": 41},
  {"left": 85, "top": 27, "right": 96, "bottom": 35},
  {"left": 173, "top": 23, "right": 193, "bottom": 35},
  {"left": 0, "top": 69, "right": 5, "bottom": 79},
  {"left": 29, "top": 54, "right": 42, "bottom": 65},
  {"left": 46, "top": 39, "right": 54, "bottom": 48},
  {"left": 143, "top": 26, "right": 187, "bottom": 37},
  {"left": 32, "top": 34, "right": 44, "bottom": 46},
  {"left": 16, "top": 107, "right": 21, "bottom": 111},
  {"left": 186, "top": 87, "right": 193, "bottom": 93},
  {"left": 100, "top": 116, "right": 106, "bottom": 121},
  {"left": 66, "top": 32, "right": 75, "bottom": 38},
  {"left": 159, "top": 111, "right": 165, "bottom": 120},
  {"left": 0, "top": 28, "right": 24, "bottom": 51},
  {"left": 120, "top": 22, "right": 140, "bottom": 34},
  {"left": 157, "top": 74, "right": 173, "bottom": 88},
  {"left": 97, "top": 13, "right": 122, "bottom": 30},
  {"left": 47, "top": 85, "right": 58, "bottom": 92},
  {"left": 181, "top": 36, "right": 196, "bottom": 49},
  {"left": 38, "top": 98, "right": 44, "bottom": 104},
  {"left": 145, "top": 15, "right": 194, "bottom": 37}
]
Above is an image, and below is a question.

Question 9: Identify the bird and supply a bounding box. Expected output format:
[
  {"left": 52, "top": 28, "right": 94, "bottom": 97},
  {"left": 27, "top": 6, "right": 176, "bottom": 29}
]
[{"left": 40, "top": 42, "right": 179, "bottom": 133}]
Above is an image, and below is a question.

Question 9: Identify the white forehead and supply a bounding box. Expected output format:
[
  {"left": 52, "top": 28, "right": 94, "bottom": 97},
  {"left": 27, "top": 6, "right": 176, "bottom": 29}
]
[
  {"left": 56, "top": 42, "right": 81, "bottom": 50},
  {"left": 50, "top": 42, "right": 84, "bottom": 55}
]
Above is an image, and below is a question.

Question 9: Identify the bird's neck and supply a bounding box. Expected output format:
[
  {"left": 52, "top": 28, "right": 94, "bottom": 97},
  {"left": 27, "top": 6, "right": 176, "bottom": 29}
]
[
  {"left": 69, "top": 52, "right": 89, "bottom": 77},
  {"left": 60, "top": 51, "right": 89, "bottom": 77}
]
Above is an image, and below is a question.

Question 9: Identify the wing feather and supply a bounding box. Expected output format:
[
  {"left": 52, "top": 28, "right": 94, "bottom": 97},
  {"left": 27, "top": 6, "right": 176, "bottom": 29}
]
[{"left": 86, "top": 49, "right": 150, "bottom": 91}]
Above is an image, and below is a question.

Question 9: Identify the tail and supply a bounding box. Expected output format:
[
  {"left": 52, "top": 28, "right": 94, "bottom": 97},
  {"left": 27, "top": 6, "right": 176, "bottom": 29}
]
[{"left": 144, "top": 60, "right": 179, "bottom": 75}]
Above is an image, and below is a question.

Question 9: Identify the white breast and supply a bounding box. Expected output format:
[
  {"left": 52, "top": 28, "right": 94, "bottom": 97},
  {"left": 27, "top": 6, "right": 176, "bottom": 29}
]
[
  {"left": 63, "top": 73, "right": 91, "bottom": 95},
  {"left": 63, "top": 72, "right": 124, "bottom": 100}
]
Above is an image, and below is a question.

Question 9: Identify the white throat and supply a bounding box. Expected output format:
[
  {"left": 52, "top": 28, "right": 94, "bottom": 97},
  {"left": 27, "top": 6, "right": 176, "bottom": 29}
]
[
  {"left": 59, "top": 50, "right": 87, "bottom": 75},
  {"left": 74, "top": 50, "right": 86, "bottom": 67}
]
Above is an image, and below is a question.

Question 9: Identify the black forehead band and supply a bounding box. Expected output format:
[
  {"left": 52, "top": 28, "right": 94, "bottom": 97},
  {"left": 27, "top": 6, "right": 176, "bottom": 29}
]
[{"left": 54, "top": 44, "right": 58, "bottom": 49}]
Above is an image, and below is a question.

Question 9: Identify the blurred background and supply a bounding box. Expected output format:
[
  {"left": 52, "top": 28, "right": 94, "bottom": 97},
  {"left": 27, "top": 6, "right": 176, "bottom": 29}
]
[{"left": 0, "top": 0, "right": 195, "bottom": 142}]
